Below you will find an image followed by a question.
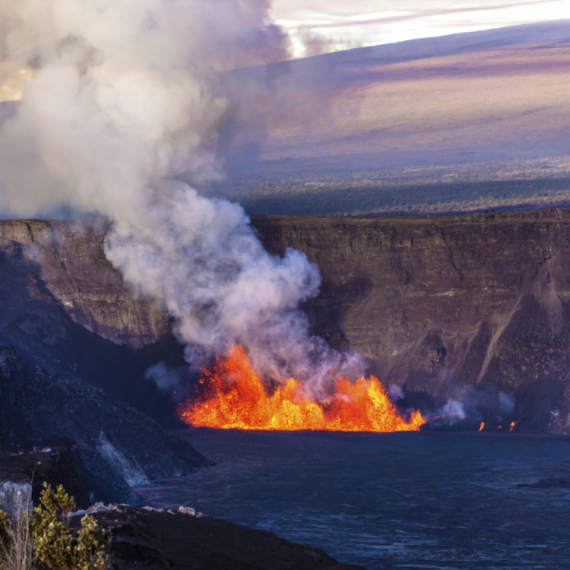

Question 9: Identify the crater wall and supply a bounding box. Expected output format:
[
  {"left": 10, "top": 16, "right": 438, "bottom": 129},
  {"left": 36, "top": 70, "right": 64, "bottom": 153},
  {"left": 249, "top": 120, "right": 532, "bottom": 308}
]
[{"left": 2, "top": 211, "right": 570, "bottom": 431}]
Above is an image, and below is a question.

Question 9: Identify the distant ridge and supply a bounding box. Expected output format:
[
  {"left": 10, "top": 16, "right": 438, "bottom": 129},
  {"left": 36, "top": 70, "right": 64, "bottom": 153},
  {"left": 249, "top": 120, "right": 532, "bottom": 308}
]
[
  {"left": 284, "top": 19, "right": 570, "bottom": 68},
  {"left": 223, "top": 21, "right": 570, "bottom": 217}
]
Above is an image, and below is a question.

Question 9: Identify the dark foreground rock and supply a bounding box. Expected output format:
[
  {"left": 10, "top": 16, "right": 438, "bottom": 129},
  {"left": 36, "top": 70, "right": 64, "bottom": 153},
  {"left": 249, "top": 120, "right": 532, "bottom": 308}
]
[
  {"left": 0, "top": 348, "right": 209, "bottom": 505},
  {"left": 80, "top": 505, "right": 366, "bottom": 570},
  {"left": 0, "top": 447, "right": 93, "bottom": 506}
]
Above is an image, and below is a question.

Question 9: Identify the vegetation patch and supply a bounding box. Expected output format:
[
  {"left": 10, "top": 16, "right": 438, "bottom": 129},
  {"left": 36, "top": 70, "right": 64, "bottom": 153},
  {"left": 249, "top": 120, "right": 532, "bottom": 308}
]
[{"left": 0, "top": 484, "right": 110, "bottom": 570}]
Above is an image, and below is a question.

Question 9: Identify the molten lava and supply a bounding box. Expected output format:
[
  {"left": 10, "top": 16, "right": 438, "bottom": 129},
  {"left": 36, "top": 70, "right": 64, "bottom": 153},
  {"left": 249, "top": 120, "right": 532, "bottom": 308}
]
[{"left": 179, "top": 346, "right": 425, "bottom": 432}]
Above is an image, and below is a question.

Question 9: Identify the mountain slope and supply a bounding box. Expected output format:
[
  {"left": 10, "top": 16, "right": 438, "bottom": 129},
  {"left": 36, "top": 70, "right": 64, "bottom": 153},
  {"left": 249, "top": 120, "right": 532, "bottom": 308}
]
[{"left": 223, "top": 21, "right": 570, "bottom": 216}]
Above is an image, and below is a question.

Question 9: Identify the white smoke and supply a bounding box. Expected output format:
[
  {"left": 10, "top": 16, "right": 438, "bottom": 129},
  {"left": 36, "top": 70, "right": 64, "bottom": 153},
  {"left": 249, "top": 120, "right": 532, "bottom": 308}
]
[
  {"left": 499, "top": 391, "right": 515, "bottom": 414},
  {"left": 389, "top": 384, "right": 405, "bottom": 401},
  {"left": 0, "top": 0, "right": 363, "bottom": 390},
  {"left": 145, "top": 362, "right": 191, "bottom": 402},
  {"left": 442, "top": 399, "right": 466, "bottom": 423}
]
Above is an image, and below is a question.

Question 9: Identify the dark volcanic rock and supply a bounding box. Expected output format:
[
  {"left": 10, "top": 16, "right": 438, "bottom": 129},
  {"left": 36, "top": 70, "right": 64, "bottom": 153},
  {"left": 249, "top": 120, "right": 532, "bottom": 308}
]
[
  {"left": 0, "top": 447, "right": 92, "bottom": 506},
  {"left": 0, "top": 347, "right": 209, "bottom": 505},
  {"left": 0, "top": 220, "right": 168, "bottom": 348},
  {"left": 0, "top": 219, "right": 209, "bottom": 505},
  {"left": 81, "top": 505, "right": 366, "bottom": 570},
  {"left": 0, "top": 222, "right": 187, "bottom": 423}
]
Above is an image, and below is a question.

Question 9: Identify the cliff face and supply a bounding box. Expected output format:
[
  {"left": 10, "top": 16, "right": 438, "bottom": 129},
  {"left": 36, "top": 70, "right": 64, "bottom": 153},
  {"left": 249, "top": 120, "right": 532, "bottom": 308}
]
[
  {"left": 254, "top": 209, "right": 570, "bottom": 431},
  {"left": 0, "top": 347, "right": 209, "bottom": 505},
  {"left": 1, "top": 212, "right": 570, "bottom": 431},
  {"left": 0, "top": 220, "right": 206, "bottom": 501},
  {"left": 0, "top": 220, "right": 168, "bottom": 349}
]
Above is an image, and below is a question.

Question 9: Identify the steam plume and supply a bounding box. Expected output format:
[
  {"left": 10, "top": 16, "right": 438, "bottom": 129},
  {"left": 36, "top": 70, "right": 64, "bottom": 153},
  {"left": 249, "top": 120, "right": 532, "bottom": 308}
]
[{"left": 0, "top": 0, "right": 363, "bottom": 390}]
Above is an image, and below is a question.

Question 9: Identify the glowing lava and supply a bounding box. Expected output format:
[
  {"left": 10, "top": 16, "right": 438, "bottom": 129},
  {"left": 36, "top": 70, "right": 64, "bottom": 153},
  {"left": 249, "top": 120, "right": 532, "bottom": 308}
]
[{"left": 179, "top": 346, "right": 425, "bottom": 432}]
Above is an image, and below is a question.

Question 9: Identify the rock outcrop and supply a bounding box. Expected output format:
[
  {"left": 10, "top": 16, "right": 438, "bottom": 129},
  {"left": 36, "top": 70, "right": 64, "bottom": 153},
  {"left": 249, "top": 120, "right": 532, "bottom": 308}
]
[
  {"left": 0, "top": 220, "right": 208, "bottom": 503},
  {"left": 0, "top": 220, "right": 186, "bottom": 423},
  {"left": 0, "top": 348, "right": 209, "bottom": 505},
  {"left": 0, "top": 220, "right": 168, "bottom": 348},
  {"left": 78, "top": 504, "right": 366, "bottom": 570}
]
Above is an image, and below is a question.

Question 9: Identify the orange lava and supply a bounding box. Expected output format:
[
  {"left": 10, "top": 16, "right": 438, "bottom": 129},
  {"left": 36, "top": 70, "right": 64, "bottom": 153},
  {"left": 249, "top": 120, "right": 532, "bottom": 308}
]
[{"left": 179, "top": 346, "right": 425, "bottom": 432}]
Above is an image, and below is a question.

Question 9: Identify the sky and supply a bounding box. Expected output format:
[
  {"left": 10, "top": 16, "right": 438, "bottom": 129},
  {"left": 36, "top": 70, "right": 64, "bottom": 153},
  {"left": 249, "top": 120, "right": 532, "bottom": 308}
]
[{"left": 271, "top": 0, "right": 570, "bottom": 57}]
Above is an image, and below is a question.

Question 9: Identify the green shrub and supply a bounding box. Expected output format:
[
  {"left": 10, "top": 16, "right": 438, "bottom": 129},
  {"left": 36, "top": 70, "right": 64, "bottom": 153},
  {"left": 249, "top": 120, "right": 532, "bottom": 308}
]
[
  {"left": 0, "top": 483, "right": 110, "bottom": 570},
  {"left": 0, "top": 508, "right": 10, "bottom": 556},
  {"left": 32, "top": 483, "right": 110, "bottom": 570},
  {"left": 0, "top": 486, "right": 33, "bottom": 570}
]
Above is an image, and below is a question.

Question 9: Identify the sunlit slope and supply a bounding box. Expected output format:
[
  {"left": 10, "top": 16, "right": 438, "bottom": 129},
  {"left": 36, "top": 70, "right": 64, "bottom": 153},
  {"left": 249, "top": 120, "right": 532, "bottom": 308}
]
[
  {"left": 227, "top": 21, "right": 570, "bottom": 215},
  {"left": 4, "top": 21, "right": 570, "bottom": 215}
]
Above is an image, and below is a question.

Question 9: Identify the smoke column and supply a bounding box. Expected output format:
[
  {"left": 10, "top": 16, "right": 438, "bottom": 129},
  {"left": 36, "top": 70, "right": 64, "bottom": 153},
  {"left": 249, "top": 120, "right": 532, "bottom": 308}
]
[{"left": 0, "top": 0, "right": 362, "bottom": 391}]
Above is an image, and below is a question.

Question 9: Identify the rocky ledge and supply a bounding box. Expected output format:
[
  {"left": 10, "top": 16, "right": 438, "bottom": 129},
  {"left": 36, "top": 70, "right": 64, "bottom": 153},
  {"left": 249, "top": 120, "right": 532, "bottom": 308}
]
[
  {"left": 0, "top": 348, "right": 209, "bottom": 505},
  {"left": 75, "top": 504, "right": 366, "bottom": 570}
]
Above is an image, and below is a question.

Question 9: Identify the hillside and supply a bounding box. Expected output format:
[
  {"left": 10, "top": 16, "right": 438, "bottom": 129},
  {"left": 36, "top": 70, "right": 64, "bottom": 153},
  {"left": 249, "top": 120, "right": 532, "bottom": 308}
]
[{"left": 222, "top": 21, "right": 570, "bottom": 216}]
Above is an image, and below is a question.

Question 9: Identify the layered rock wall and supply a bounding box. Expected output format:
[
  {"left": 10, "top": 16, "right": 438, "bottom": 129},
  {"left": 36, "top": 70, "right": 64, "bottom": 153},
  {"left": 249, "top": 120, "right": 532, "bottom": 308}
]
[
  {"left": 255, "top": 209, "right": 570, "bottom": 429},
  {"left": 2, "top": 211, "right": 570, "bottom": 429},
  {"left": 0, "top": 220, "right": 168, "bottom": 348}
]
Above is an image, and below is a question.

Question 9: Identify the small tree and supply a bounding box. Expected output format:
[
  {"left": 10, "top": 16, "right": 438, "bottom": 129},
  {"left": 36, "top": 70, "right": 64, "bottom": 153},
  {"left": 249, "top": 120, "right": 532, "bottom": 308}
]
[
  {"left": 0, "top": 483, "right": 110, "bottom": 570},
  {"left": 32, "top": 483, "right": 110, "bottom": 570},
  {"left": 0, "top": 507, "right": 11, "bottom": 555},
  {"left": 0, "top": 486, "right": 33, "bottom": 570}
]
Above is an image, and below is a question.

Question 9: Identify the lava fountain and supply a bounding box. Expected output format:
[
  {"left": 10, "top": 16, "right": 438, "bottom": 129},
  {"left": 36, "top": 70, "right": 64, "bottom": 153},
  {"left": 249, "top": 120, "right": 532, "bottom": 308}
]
[{"left": 179, "top": 346, "right": 425, "bottom": 432}]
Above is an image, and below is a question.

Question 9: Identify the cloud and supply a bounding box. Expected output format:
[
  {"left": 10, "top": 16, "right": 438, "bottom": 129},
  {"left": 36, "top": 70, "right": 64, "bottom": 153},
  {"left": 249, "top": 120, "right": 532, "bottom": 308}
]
[{"left": 272, "top": 0, "right": 570, "bottom": 54}]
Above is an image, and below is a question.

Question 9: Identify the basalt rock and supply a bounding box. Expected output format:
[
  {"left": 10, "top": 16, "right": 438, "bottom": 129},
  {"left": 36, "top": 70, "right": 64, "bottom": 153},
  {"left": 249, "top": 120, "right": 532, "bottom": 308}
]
[
  {"left": 0, "top": 347, "right": 209, "bottom": 506},
  {"left": 0, "top": 221, "right": 185, "bottom": 423},
  {"left": 79, "top": 504, "right": 366, "bottom": 570},
  {"left": 0, "top": 219, "right": 168, "bottom": 349},
  {"left": 0, "top": 221, "right": 209, "bottom": 503},
  {"left": 0, "top": 447, "right": 95, "bottom": 507}
]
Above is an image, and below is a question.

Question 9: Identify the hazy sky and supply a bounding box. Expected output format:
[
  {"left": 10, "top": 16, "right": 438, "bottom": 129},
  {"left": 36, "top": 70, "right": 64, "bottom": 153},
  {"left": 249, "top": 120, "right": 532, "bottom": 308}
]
[{"left": 272, "top": 0, "right": 570, "bottom": 56}]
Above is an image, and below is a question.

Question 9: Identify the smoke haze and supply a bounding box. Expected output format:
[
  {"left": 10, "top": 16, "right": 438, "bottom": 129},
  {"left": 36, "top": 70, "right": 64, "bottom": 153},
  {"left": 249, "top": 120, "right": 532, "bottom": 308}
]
[{"left": 0, "top": 0, "right": 363, "bottom": 390}]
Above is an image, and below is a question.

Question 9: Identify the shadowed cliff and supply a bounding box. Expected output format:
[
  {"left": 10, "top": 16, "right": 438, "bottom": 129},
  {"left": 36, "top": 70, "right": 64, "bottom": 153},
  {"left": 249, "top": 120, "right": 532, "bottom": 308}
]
[{"left": 0, "top": 220, "right": 208, "bottom": 503}]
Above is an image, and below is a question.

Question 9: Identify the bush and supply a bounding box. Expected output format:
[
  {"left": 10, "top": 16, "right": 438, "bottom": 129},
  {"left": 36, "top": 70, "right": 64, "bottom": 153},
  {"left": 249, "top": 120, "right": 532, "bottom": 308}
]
[
  {"left": 0, "top": 483, "right": 110, "bottom": 570},
  {"left": 0, "top": 486, "right": 33, "bottom": 570}
]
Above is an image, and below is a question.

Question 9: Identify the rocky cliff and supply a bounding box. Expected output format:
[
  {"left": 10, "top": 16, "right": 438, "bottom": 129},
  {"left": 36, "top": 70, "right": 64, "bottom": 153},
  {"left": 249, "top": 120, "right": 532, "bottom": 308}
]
[
  {"left": 0, "top": 220, "right": 169, "bottom": 348},
  {"left": 255, "top": 209, "right": 570, "bottom": 431},
  {"left": 0, "top": 219, "right": 187, "bottom": 421},
  {"left": 0, "top": 347, "right": 209, "bottom": 505},
  {"left": 0, "top": 219, "right": 207, "bottom": 503},
  {"left": 2, "top": 211, "right": 570, "bottom": 432}
]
